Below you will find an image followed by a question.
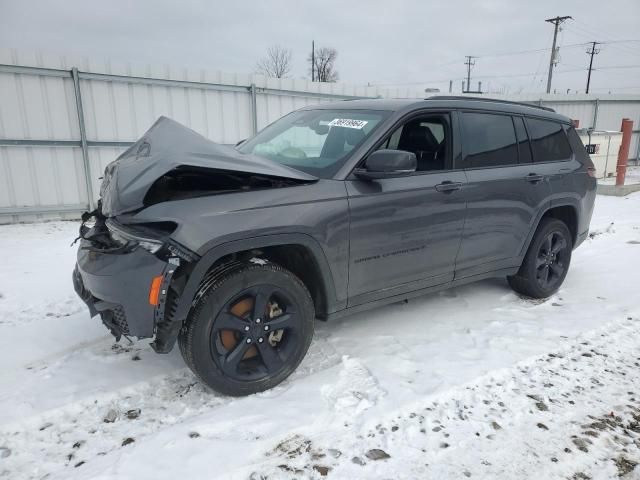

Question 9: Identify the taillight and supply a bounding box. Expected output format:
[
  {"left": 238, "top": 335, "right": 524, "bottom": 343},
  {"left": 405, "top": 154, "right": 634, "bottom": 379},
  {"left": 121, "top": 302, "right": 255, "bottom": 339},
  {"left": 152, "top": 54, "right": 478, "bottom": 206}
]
[{"left": 587, "top": 167, "right": 596, "bottom": 178}]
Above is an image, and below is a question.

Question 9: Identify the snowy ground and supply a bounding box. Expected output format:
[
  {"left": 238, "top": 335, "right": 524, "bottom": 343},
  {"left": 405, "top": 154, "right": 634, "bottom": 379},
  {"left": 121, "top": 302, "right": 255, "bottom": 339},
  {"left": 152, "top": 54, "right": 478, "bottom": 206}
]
[{"left": 1, "top": 194, "right": 640, "bottom": 480}]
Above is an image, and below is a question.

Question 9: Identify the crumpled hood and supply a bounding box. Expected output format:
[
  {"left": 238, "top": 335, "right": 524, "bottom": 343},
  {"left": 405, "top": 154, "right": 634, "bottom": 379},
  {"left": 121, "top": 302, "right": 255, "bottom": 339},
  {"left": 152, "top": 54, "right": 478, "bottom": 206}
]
[{"left": 99, "top": 116, "right": 317, "bottom": 217}]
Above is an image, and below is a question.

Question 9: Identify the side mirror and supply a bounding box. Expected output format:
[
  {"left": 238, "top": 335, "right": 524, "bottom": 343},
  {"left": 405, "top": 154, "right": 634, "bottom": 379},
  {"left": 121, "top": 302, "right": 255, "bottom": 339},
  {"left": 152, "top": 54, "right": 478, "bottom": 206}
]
[{"left": 354, "top": 149, "right": 417, "bottom": 180}]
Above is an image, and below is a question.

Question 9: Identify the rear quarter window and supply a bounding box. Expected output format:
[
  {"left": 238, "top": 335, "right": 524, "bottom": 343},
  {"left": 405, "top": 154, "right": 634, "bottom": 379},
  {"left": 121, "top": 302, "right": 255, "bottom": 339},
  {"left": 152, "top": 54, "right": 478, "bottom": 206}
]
[
  {"left": 565, "top": 126, "right": 592, "bottom": 166},
  {"left": 526, "top": 117, "right": 572, "bottom": 162}
]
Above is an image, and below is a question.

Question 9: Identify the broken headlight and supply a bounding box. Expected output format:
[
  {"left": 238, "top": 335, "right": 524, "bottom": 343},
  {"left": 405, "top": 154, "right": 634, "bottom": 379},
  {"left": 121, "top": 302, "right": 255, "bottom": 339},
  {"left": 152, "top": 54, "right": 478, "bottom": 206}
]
[{"left": 106, "top": 219, "right": 165, "bottom": 254}]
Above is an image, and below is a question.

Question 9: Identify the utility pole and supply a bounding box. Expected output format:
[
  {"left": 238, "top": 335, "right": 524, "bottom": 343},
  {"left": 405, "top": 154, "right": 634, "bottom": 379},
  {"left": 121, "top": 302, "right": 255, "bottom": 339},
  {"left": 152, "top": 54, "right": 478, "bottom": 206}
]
[
  {"left": 311, "top": 40, "right": 315, "bottom": 82},
  {"left": 545, "top": 16, "right": 572, "bottom": 93},
  {"left": 585, "top": 41, "right": 600, "bottom": 94},
  {"left": 464, "top": 56, "right": 475, "bottom": 93}
]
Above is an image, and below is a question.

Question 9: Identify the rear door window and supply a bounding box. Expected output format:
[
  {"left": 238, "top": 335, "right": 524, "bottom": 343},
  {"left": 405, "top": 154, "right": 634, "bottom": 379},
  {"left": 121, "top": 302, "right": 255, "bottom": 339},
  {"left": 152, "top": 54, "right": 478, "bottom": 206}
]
[
  {"left": 513, "top": 116, "right": 533, "bottom": 164},
  {"left": 525, "top": 118, "right": 572, "bottom": 162},
  {"left": 461, "top": 112, "right": 518, "bottom": 168}
]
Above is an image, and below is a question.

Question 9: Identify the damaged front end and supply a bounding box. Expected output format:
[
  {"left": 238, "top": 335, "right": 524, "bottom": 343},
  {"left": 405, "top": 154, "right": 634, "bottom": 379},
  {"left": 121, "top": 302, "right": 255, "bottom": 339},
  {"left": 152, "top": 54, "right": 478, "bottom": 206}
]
[
  {"left": 73, "top": 206, "right": 199, "bottom": 352},
  {"left": 73, "top": 116, "right": 316, "bottom": 353},
  {"left": 143, "top": 165, "right": 309, "bottom": 207},
  {"left": 99, "top": 116, "right": 316, "bottom": 217}
]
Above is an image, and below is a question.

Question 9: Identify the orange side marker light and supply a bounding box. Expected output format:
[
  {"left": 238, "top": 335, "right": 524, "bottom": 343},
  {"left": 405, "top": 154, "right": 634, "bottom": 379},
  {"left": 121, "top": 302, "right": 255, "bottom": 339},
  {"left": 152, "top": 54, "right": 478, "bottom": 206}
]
[{"left": 149, "top": 275, "right": 164, "bottom": 306}]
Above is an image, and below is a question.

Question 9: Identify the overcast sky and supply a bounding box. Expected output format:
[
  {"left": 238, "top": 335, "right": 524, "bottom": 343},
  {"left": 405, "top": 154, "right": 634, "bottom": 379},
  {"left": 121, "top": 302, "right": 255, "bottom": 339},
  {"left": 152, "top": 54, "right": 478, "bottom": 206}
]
[{"left": 1, "top": 0, "right": 639, "bottom": 95}]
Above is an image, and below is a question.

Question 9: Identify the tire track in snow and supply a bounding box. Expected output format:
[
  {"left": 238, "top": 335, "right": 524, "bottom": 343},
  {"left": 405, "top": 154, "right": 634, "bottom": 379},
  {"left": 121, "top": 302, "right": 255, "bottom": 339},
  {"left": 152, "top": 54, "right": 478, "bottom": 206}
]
[
  {"left": 251, "top": 315, "right": 640, "bottom": 479},
  {"left": 0, "top": 334, "right": 341, "bottom": 480}
]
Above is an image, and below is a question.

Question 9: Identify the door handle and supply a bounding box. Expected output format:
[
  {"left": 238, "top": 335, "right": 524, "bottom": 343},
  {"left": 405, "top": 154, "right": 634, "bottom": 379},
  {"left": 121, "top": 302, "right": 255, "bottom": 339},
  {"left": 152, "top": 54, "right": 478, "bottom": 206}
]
[
  {"left": 435, "top": 181, "right": 463, "bottom": 193},
  {"left": 525, "top": 173, "right": 544, "bottom": 184}
]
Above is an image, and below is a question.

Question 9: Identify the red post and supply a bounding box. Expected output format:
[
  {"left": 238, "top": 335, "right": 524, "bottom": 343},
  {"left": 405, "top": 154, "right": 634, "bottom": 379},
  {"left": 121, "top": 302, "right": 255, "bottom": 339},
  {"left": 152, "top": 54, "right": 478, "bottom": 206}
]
[{"left": 616, "top": 118, "right": 634, "bottom": 187}]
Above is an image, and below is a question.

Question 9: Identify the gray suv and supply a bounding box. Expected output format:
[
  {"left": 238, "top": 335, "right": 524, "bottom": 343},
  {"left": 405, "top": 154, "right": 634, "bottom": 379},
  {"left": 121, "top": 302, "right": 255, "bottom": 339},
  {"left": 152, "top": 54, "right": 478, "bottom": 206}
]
[{"left": 73, "top": 97, "right": 596, "bottom": 396}]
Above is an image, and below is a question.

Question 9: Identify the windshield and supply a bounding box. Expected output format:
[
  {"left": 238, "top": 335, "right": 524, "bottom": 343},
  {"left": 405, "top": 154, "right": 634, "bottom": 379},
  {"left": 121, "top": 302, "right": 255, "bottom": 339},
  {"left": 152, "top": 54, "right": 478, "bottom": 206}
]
[{"left": 237, "top": 109, "right": 390, "bottom": 178}]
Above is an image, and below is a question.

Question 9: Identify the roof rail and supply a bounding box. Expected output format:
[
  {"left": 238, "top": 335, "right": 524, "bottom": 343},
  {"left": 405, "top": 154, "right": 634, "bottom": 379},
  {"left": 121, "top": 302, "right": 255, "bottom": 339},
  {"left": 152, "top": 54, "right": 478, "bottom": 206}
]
[{"left": 426, "top": 95, "right": 556, "bottom": 113}]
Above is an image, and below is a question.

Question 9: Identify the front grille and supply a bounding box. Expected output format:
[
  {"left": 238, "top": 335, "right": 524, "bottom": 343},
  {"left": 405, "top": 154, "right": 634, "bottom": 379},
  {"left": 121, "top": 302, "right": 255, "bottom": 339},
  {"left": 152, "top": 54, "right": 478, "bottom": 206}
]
[
  {"left": 100, "top": 305, "right": 130, "bottom": 340},
  {"left": 111, "top": 306, "right": 130, "bottom": 335}
]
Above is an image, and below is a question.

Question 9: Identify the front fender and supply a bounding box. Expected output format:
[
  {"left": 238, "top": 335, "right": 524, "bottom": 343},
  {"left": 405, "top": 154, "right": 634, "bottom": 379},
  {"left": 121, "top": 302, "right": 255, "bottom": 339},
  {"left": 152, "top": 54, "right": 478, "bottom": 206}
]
[{"left": 172, "top": 233, "right": 341, "bottom": 327}]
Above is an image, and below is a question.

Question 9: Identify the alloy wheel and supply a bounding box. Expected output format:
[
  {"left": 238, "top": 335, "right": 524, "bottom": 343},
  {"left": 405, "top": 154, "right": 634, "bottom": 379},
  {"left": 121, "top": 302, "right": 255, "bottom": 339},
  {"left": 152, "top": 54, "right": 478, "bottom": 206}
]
[
  {"left": 535, "top": 231, "right": 568, "bottom": 289},
  {"left": 210, "top": 285, "right": 300, "bottom": 382}
]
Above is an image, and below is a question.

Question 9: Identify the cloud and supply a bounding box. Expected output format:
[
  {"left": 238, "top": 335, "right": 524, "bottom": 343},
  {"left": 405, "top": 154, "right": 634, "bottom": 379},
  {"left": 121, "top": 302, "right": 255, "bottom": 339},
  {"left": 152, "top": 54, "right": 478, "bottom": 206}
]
[{"left": 1, "top": 0, "right": 638, "bottom": 94}]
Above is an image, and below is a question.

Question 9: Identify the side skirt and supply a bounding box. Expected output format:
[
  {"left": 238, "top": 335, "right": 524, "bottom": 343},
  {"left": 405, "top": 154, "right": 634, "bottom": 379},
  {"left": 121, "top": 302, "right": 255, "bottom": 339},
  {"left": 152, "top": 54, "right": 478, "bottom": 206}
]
[{"left": 324, "top": 267, "right": 518, "bottom": 322}]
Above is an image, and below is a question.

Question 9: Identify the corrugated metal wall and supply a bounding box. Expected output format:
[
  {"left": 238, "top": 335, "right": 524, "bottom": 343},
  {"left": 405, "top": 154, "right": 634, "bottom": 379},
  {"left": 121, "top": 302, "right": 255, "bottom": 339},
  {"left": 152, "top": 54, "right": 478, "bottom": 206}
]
[
  {"left": 0, "top": 49, "right": 427, "bottom": 223},
  {"left": 0, "top": 56, "right": 86, "bottom": 223},
  {"left": 1, "top": 48, "right": 639, "bottom": 223}
]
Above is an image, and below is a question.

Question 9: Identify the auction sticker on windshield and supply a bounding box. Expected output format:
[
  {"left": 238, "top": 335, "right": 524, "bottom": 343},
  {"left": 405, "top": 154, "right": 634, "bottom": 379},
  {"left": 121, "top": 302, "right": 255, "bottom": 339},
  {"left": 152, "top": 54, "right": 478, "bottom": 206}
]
[{"left": 328, "top": 118, "right": 368, "bottom": 129}]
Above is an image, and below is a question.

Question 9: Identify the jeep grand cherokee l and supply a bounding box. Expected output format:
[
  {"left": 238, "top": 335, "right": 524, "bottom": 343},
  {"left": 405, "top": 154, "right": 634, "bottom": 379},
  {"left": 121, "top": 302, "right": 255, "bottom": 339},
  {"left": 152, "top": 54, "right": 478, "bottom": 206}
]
[{"left": 73, "top": 97, "right": 596, "bottom": 396}]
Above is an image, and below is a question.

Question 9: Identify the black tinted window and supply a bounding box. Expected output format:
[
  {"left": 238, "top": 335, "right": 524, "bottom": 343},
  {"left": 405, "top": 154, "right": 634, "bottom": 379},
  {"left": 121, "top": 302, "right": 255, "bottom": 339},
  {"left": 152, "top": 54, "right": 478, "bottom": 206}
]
[
  {"left": 461, "top": 113, "right": 518, "bottom": 168},
  {"left": 566, "top": 126, "right": 587, "bottom": 156},
  {"left": 526, "top": 118, "right": 572, "bottom": 162},
  {"left": 513, "top": 116, "right": 533, "bottom": 163}
]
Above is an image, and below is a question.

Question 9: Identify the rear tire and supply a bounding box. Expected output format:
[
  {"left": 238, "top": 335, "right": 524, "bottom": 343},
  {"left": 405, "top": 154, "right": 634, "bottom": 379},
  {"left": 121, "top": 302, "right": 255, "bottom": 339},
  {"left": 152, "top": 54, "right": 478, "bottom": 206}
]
[
  {"left": 178, "top": 262, "right": 314, "bottom": 396},
  {"left": 508, "top": 217, "right": 573, "bottom": 299}
]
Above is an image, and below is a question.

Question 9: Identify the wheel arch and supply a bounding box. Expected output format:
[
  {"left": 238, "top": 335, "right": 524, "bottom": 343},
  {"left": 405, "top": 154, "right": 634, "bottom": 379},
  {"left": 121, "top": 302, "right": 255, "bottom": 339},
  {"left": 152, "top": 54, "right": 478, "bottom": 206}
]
[
  {"left": 173, "top": 233, "right": 339, "bottom": 326},
  {"left": 542, "top": 204, "right": 578, "bottom": 246},
  {"left": 521, "top": 202, "right": 579, "bottom": 257}
]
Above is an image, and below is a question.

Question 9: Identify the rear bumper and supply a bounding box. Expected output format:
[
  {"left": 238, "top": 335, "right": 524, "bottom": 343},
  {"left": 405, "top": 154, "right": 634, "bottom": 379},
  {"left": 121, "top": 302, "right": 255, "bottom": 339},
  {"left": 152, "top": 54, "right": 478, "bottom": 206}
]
[
  {"left": 73, "top": 240, "right": 170, "bottom": 338},
  {"left": 575, "top": 229, "right": 589, "bottom": 249}
]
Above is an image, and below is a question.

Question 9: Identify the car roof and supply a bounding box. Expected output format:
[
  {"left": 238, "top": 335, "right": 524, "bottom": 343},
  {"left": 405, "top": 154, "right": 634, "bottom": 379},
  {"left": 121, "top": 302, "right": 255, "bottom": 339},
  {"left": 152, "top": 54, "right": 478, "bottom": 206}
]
[{"left": 307, "top": 96, "right": 572, "bottom": 124}]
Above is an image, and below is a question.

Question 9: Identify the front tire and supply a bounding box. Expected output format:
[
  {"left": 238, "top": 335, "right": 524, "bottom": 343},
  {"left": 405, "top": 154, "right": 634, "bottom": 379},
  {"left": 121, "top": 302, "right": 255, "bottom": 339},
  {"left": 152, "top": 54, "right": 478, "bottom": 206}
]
[
  {"left": 179, "top": 261, "right": 314, "bottom": 396},
  {"left": 508, "top": 217, "right": 573, "bottom": 299}
]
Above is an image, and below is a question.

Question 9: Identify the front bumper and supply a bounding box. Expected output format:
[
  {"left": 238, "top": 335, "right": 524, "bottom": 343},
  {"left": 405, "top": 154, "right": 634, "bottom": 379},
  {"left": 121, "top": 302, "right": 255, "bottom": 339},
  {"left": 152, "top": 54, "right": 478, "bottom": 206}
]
[{"left": 73, "top": 240, "right": 171, "bottom": 339}]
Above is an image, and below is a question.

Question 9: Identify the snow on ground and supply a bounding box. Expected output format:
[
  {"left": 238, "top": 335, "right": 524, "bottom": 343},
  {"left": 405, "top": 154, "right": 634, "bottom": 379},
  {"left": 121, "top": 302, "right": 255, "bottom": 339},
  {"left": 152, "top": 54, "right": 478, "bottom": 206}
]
[{"left": 1, "top": 194, "right": 640, "bottom": 480}]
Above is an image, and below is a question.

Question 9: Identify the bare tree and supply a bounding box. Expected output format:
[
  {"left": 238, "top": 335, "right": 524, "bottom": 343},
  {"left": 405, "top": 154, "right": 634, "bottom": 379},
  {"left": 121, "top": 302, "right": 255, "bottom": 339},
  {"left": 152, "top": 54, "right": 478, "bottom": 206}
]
[
  {"left": 309, "top": 47, "right": 338, "bottom": 82},
  {"left": 256, "top": 45, "right": 292, "bottom": 78}
]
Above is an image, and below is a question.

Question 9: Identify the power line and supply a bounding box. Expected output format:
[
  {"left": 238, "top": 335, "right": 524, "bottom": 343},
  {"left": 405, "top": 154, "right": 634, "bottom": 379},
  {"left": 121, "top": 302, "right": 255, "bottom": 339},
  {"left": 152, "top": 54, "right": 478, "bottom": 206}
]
[
  {"left": 596, "top": 64, "right": 640, "bottom": 70},
  {"left": 545, "top": 16, "right": 572, "bottom": 93},
  {"left": 601, "top": 39, "right": 640, "bottom": 45},
  {"left": 464, "top": 56, "right": 476, "bottom": 93},
  {"left": 371, "top": 61, "right": 640, "bottom": 88},
  {"left": 474, "top": 42, "right": 586, "bottom": 58},
  {"left": 553, "top": 63, "right": 640, "bottom": 72},
  {"left": 474, "top": 67, "right": 587, "bottom": 79},
  {"left": 564, "top": 23, "right": 640, "bottom": 57},
  {"left": 585, "top": 41, "right": 600, "bottom": 94},
  {"left": 573, "top": 19, "right": 640, "bottom": 51},
  {"left": 445, "top": 39, "right": 637, "bottom": 63}
]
